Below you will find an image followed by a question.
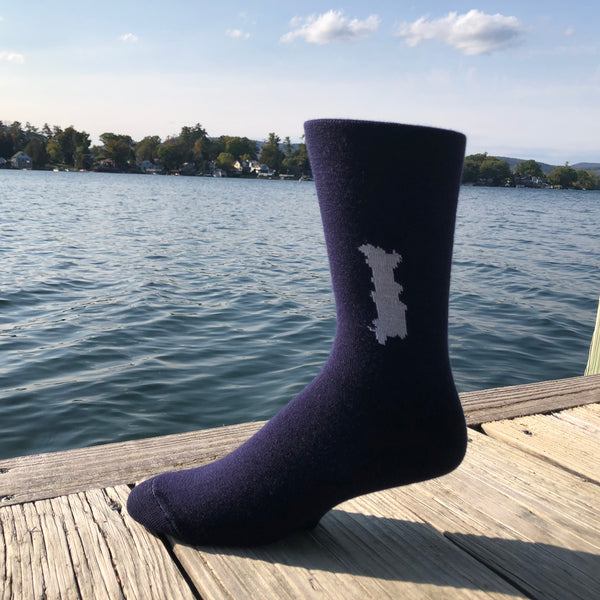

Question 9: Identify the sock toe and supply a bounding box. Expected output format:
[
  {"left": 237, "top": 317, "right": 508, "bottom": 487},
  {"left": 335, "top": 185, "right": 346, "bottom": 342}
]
[{"left": 127, "top": 478, "right": 181, "bottom": 539}]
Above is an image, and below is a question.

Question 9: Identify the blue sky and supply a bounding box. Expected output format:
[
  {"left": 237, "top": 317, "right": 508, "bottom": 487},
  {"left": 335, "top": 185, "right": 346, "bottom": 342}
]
[{"left": 1, "top": 1, "right": 599, "bottom": 164}]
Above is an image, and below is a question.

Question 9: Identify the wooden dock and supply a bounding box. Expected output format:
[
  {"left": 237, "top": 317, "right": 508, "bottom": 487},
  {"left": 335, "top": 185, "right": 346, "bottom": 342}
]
[{"left": 1, "top": 374, "right": 599, "bottom": 599}]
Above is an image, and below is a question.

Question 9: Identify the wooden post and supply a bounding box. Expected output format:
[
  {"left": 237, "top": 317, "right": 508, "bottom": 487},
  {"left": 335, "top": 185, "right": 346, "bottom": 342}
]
[{"left": 585, "top": 296, "right": 600, "bottom": 375}]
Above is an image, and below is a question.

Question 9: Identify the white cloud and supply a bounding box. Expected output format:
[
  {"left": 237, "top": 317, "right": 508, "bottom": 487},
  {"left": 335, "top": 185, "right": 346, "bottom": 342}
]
[
  {"left": 226, "top": 29, "right": 250, "bottom": 40},
  {"left": 0, "top": 51, "right": 24, "bottom": 63},
  {"left": 396, "top": 10, "right": 522, "bottom": 56},
  {"left": 281, "top": 10, "right": 380, "bottom": 45},
  {"left": 119, "top": 33, "right": 139, "bottom": 43}
]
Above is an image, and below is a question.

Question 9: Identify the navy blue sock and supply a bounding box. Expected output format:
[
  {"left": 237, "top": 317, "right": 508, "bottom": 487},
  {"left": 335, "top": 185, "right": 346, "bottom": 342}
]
[{"left": 127, "top": 119, "right": 467, "bottom": 546}]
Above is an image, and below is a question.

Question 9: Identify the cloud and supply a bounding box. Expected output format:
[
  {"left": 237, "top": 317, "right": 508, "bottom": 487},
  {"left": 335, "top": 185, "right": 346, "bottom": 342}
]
[
  {"left": 281, "top": 10, "right": 380, "bottom": 45},
  {"left": 226, "top": 29, "right": 250, "bottom": 40},
  {"left": 396, "top": 9, "right": 522, "bottom": 56},
  {"left": 0, "top": 51, "right": 24, "bottom": 63},
  {"left": 565, "top": 27, "right": 575, "bottom": 37},
  {"left": 119, "top": 33, "right": 139, "bottom": 43}
]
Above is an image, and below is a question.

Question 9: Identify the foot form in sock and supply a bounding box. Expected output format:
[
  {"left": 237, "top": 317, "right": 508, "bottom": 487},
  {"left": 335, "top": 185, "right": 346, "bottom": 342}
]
[{"left": 127, "top": 119, "right": 468, "bottom": 546}]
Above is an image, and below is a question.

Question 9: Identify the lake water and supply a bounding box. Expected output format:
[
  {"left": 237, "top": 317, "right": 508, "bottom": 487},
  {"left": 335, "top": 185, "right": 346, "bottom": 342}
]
[{"left": 1, "top": 170, "right": 599, "bottom": 460}]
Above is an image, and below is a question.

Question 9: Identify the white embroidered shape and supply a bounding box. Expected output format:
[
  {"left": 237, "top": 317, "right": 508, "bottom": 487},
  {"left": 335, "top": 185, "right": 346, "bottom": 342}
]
[{"left": 358, "top": 243, "right": 407, "bottom": 345}]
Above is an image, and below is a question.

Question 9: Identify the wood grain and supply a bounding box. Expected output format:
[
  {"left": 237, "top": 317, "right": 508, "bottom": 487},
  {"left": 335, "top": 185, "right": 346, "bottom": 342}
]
[
  {"left": 461, "top": 373, "right": 600, "bottom": 426},
  {"left": 2, "top": 380, "right": 599, "bottom": 599},
  {"left": 387, "top": 428, "right": 600, "bottom": 600},
  {"left": 1, "top": 374, "right": 599, "bottom": 507},
  {"left": 1, "top": 486, "right": 197, "bottom": 599},
  {"left": 482, "top": 404, "right": 600, "bottom": 483},
  {"left": 173, "top": 492, "right": 524, "bottom": 600}
]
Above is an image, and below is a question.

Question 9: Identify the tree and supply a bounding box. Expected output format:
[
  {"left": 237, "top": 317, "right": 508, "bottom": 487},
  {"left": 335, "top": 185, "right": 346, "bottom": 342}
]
[
  {"left": 46, "top": 137, "right": 65, "bottom": 164},
  {"left": 462, "top": 153, "right": 488, "bottom": 183},
  {"left": 24, "top": 138, "right": 48, "bottom": 168},
  {"left": 179, "top": 123, "right": 207, "bottom": 150},
  {"left": 216, "top": 152, "right": 235, "bottom": 172},
  {"left": 514, "top": 159, "right": 544, "bottom": 179},
  {"left": 220, "top": 136, "right": 258, "bottom": 161},
  {"left": 156, "top": 142, "right": 187, "bottom": 172},
  {"left": 47, "top": 126, "right": 91, "bottom": 167},
  {"left": 41, "top": 123, "right": 54, "bottom": 141},
  {"left": 574, "top": 170, "right": 597, "bottom": 190},
  {"left": 281, "top": 141, "right": 311, "bottom": 177},
  {"left": 293, "top": 142, "right": 310, "bottom": 175},
  {"left": 9, "top": 121, "right": 26, "bottom": 152},
  {"left": 547, "top": 165, "right": 577, "bottom": 189},
  {"left": 136, "top": 135, "right": 161, "bottom": 162},
  {"left": 479, "top": 157, "right": 511, "bottom": 186},
  {"left": 179, "top": 123, "right": 209, "bottom": 167},
  {"left": 0, "top": 122, "right": 16, "bottom": 159},
  {"left": 100, "top": 133, "right": 135, "bottom": 170},
  {"left": 259, "top": 133, "right": 284, "bottom": 172}
]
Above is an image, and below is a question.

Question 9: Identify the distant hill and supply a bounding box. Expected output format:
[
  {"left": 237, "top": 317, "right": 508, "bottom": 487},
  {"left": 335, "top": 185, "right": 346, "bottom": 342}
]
[
  {"left": 571, "top": 162, "right": 600, "bottom": 175},
  {"left": 494, "top": 156, "right": 600, "bottom": 176},
  {"left": 493, "top": 156, "right": 557, "bottom": 175}
]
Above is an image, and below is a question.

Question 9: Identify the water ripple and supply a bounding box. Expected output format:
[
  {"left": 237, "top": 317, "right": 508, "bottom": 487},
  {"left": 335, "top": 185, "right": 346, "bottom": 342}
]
[{"left": 1, "top": 172, "right": 599, "bottom": 458}]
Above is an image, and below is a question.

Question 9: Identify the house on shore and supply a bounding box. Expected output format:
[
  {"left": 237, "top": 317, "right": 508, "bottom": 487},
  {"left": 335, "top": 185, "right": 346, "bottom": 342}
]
[
  {"left": 140, "top": 160, "right": 165, "bottom": 175},
  {"left": 11, "top": 151, "right": 33, "bottom": 169}
]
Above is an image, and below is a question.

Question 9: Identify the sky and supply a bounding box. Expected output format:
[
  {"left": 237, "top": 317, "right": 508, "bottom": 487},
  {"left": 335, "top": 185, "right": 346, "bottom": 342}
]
[{"left": 1, "top": 1, "right": 599, "bottom": 164}]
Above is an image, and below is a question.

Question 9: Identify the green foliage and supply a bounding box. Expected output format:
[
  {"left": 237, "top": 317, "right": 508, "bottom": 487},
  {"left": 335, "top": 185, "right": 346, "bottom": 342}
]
[
  {"left": 216, "top": 152, "right": 235, "bottom": 172},
  {"left": 546, "top": 165, "right": 578, "bottom": 189},
  {"left": 46, "top": 138, "right": 65, "bottom": 163},
  {"left": 281, "top": 142, "right": 310, "bottom": 176},
  {"left": 24, "top": 138, "right": 49, "bottom": 168},
  {"left": 479, "top": 157, "right": 512, "bottom": 186},
  {"left": 53, "top": 126, "right": 91, "bottom": 166},
  {"left": 224, "top": 136, "right": 258, "bottom": 161},
  {"left": 0, "top": 119, "right": 311, "bottom": 176},
  {"left": 462, "top": 153, "right": 487, "bottom": 183},
  {"left": 0, "top": 120, "right": 90, "bottom": 169},
  {"left": 514, "top": 159, "right": 544, "bottom": 179},
  {"left": 179, "top": 124, "right": 207, "bottom": 150},
  {"left": 462, "top": 153, "right": 511, "bottom": 186},
  {"left": 574, "top": 169, "right": 598, "bottom": 190},
  {"left": 259, "top": 133, "right": 285, "bottom": 172},
  {"left": 178, "top": 124, "right": 209, "bottom": 167},
  {"left": 156, "top": 142, "right": 187, "bottom": 172},
  {"left": 135, "top": 135, "right": 161, "bottom": 162},
  {"left": 0, "top": 122, "right": 15, "bottom": 158},
  {"left": 99, "top": 133, "right": 135, "bottom": 169}
]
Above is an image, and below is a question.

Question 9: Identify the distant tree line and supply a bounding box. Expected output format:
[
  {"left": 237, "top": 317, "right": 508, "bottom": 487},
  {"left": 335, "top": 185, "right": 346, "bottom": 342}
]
[
  {"left": 3, "top": 120, "right": 598, "bottom": 189},
  {"left": 0, "top": 120, "right": 311, "bottom": 177},
  {"left": 463, "top": 153, "right": 599, "bottom": 190}
]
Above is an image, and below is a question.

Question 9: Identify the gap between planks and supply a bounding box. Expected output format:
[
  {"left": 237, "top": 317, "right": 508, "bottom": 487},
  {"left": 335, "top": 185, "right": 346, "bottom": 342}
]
[{"left": 164, "top": 427, "right": 600, "bottom": 600}]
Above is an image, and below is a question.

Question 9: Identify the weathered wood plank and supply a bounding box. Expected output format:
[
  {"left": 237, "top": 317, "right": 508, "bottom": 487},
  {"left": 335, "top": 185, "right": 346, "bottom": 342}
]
[
  {"left": 2, "top": 375, "right": 599, "bottom": 507},
  {"left": 461, "top": 373, "right": 600, "bottom": 426},
  {"left": 481, "top": 406, "right": 600, "bottom": 484},
  {"left": 1, "top": 486, "right": 197, "bottom": 600},
  {"left": 391, "top": 429, "right": 600, "bottom": 600},
  {"left": 173, "top": 490, "right": 524, "bottom": 600},
  {"left": 553, "top": 402, "right": 600, "bottom": 432},
  {"left": 0, "top": 421, "right": 264, "bottom": 507}
]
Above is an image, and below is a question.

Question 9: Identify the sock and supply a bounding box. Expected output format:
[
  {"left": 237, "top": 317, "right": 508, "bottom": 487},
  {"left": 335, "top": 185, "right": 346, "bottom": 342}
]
[{"left": 127, "top": 119, "right": 468, "bottom": 546}]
